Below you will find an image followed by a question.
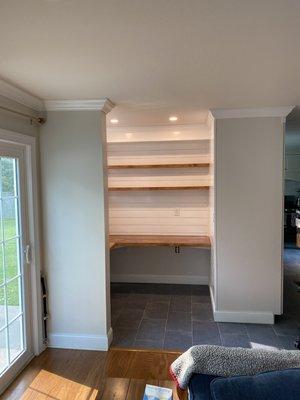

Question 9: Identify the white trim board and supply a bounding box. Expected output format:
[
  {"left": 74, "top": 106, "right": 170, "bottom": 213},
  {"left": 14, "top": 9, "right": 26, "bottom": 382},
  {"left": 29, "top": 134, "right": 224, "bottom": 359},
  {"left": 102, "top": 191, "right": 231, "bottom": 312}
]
[
  {"left": 0, "top": 128, "right": 44, "bottom": 355},
  {"left": 209, "top": 284, "right": 274, "bottom": 324},
  {"left": 210, "top": 106, "right": 294, "bottom": 120},
  {"left": 0, "top": 351, "right": 34, "bottom": 396},
  {"left": 213, "top": 310, "right": 274, "bottom": 324},
  {"left": 44, "top": 98, "right": 115, "bottom": 113},
  {"left": 111, "top": 274, "right": 209, "bottom": 285},
  {"left": 48, "top": 328, "right": 113, "bottom": 351},
  {"left": 0, "top": 79, "right": 44, "bottom": 112}
]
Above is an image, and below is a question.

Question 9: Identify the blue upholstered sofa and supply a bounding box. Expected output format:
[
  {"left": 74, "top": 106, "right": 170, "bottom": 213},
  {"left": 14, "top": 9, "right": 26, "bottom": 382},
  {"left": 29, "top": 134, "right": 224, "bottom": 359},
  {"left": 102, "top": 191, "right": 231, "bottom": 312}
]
[{"left": 187, "top": 368, "right": 300, "bottom": 400}]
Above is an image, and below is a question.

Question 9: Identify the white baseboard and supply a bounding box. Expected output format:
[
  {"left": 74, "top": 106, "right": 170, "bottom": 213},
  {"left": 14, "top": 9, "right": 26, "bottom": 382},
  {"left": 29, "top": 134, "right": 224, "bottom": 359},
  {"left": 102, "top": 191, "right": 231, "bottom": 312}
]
[
  {"left": 213, "top": 310, "right": 274, "bottom": 324},
  {"left": 48, "top": 327, "right": 113, "bottom": 351},
  {"left": 209, "top": 284, "right": 274, "bottom": 324},
  {"left": 111, "top": 274, "right": 209, "bottom": 285}
]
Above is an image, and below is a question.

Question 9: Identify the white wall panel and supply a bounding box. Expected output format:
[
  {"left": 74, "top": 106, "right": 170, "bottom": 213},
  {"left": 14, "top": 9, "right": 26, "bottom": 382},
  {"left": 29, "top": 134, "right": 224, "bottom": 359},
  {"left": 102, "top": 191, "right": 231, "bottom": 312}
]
[
  {"left": 107, "top": 124, "right": 212, "bottom": 236},
  {"left": 109, "top": 189, "right": 211, "bottom": 235}
]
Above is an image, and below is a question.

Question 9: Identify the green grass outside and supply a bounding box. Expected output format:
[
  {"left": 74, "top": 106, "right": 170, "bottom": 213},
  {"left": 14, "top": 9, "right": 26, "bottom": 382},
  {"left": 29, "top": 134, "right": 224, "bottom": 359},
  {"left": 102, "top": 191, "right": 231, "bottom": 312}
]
[{"left": 0, "top": 218, "right": 20, "bottom": 306}]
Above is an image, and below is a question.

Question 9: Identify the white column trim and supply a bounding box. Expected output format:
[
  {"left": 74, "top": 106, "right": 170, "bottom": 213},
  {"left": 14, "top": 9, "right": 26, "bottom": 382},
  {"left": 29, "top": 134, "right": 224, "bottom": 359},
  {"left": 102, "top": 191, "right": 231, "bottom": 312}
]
[
  {"left": 44, "top": 98, "right": 115, "bottom": 113},
  {"left": 48, "top": 328, "right": 113, "bottom": 351}
]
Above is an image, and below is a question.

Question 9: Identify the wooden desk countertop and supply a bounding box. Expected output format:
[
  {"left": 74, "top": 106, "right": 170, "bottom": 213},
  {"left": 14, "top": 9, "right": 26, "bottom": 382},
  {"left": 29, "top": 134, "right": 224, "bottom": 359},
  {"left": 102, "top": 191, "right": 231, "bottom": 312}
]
[{"left": 109, "top": 235, "right": 211, "bottom": 250}]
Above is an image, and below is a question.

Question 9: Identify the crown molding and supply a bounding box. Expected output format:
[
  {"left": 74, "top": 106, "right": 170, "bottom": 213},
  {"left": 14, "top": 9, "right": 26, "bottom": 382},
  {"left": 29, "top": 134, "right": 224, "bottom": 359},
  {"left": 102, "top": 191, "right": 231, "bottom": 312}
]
[
  {"left": 0, "top": 79, "right": 45, "bottom": 112},
  {"left": 210, "top": 106, "right": 295, "bottom": 121},
  {"left": 44, "top": 98, "right": 115, "bottom": 113}
]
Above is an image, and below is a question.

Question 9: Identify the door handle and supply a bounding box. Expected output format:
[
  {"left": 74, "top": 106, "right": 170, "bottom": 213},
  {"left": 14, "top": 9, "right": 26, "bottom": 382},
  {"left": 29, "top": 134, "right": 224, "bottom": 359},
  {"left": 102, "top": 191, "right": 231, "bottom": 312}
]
[{"left": 23, "top": 244, "right": 31, "bottom": 264}]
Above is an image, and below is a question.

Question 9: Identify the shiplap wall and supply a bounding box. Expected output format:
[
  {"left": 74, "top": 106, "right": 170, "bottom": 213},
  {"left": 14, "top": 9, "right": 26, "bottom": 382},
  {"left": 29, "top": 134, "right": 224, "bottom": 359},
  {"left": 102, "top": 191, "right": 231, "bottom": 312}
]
[
  {"left": 108, "top": 140, "right": 211, "bottom": 166},
  {"left": 107, "top": 124, "right": 212, "bottom": 236}
]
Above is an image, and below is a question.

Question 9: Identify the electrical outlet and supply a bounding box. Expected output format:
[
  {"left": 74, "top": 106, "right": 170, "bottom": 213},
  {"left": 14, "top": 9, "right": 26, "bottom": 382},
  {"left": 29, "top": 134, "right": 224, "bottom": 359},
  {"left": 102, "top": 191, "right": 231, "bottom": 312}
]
[{"left": 175, "top": 208, "right": 180, "bottom": 216}]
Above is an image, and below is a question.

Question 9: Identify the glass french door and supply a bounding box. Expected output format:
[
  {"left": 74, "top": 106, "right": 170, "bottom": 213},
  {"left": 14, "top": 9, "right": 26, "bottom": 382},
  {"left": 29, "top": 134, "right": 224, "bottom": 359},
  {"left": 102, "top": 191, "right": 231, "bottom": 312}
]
[{"left": 0, "top": 145, "right": 32, "bottom": 384}]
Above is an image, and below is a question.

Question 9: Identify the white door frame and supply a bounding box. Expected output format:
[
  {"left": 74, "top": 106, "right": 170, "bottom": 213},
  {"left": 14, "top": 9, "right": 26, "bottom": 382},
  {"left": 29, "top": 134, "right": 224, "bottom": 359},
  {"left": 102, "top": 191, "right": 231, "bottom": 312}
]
[{"left": 0, "top": 128, "right": 44, "bottom": 392}]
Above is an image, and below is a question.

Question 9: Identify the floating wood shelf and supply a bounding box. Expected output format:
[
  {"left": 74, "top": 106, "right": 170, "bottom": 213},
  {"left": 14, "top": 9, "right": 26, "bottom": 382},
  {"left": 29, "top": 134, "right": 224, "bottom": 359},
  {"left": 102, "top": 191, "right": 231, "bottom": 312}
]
[
  {"left": 109, "top": 234, "right": 211, "bottom": 250},
  {"left": 107, "top": 138, "right": 210, "bottom": 145},
  {"left": 108, "top": 185, "right": 210, "bottom": 191},
  {"left": 108, "top": 162, "right": 211, "bottom": 169}
]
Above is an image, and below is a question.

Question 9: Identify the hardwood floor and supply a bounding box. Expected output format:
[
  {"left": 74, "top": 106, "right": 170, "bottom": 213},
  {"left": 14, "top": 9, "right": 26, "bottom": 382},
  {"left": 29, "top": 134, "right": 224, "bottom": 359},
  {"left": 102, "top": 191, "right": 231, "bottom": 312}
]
[{"left": 2, "top": 347, "right": 187, "bottom": 399}]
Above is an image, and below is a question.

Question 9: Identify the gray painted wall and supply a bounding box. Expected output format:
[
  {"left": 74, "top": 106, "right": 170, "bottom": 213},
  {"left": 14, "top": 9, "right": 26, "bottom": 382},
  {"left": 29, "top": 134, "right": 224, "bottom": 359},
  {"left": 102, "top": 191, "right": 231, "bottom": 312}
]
[
  {"left": 111, "top": 247, "right": 210, "bottom": 284},
  {"left": 213, "top": 117, "right": 284, "bottom": 322},
  {"left": 40, "top": 110, "right": 111, "bottom": 348}
]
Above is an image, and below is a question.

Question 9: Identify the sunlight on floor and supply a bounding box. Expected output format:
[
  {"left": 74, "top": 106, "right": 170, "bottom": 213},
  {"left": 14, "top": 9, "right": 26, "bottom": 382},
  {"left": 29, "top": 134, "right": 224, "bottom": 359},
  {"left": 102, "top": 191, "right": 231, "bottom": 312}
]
[
  {"left": 250, "top": 342, "right": 279, "bottom": 351},
  {"left": 21, "top": 369, "right": 99, "bottom": 400}
]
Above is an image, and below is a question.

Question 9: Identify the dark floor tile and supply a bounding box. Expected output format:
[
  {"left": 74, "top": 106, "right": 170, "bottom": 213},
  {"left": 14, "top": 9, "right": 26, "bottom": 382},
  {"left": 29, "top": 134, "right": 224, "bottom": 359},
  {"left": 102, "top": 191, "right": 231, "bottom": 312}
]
[
  {"left": 151, "top": 294, "right": 171, "bottom": 303},
  {"left": 221, "top": 334, "right": 251, "bottom": 348},
  {"left": 218, "top": 323, "right": 247, "bottom": 335},
  {"left": 134, "top": 339, "right": 163, "bottom": 350},
  {"left": 164, "top": 331, "right": 192, "bottom": 351},
  {"left": 273, "top": 320, "right": 300, "bottom": 336},
  {"left": 111, "top": 310, "right": 122, "bottom": 327},
  {"left": 278, "top": 335, "right": 299, "bottom": 350},
  {"left": 166, "top": 311, "right": 191, "bottom": 333},
  {"left": 244, "top": 326, "right": 280, "bottom": 349},
  {"left": 191, "top": 285, "right": 210, "bottom": 295},
  {"left": 144, "top": 301, "right": 169, "bottom": 319},
  {"left": 170, "top": 284, "right": 192, "bottom": 295},
  {"left": 249, "top": 335, "right": 281, "bottom": 350},
  {"left": 150, "top": 284, "right": 173, "bottom": 295},
  {"left": 170, "top": 295, "right": 191, "bottom": 313},
  {"left": 111, "top": 298, "right": 125, "bottom": 314},
  {"left": 111, "top": 283, "right": 132, "bottom": 294},
  {"left": 193, "top": 335, "right": 221, "bottom": 346},
  {"left": 115, "top": 309, "right": 144, "bottom": 329},
  {"left": 193, "top": 321, "right": 220, "bottom": 344},
  {"left": 136, "top": 318, "right": 166, "bottom": 340},
  {"left": 192, "top": 303, "right": 214, "bottom": 321},
  {"left": 111, "top": 292, "right": 129, "bottom": 300},
  {"left": 125, "top": 293, "right": 152, "bottom": 310},
  {"left": 192, "top": 295, "right": 211, "bottom": 304},
  {"left": 245, "top": 324, "right": 275, "bottom": 339},
  {"left": 112, "top": 328, "right": 137, "bottom": 347},
  {"left": 130, "top": 283, "right": 159, "bottom": 294}
]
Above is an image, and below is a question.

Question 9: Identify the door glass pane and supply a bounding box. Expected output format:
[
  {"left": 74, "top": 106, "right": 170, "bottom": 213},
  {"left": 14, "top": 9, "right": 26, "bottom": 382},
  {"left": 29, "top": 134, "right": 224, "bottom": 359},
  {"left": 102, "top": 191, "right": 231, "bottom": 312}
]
[
  {"left": 0, "top": 211, "right": 2, "bottom": 243},
  {"left": 6, "top": 278, "right": 21, "bottom": 323},
  {"left": 1, "top": 157, "right": 17, "bottom": 197},
  {"left": 0, "top": 243, "right": 4, "bottom": 286},
  {"left": 0, "top": 156, "right": 25, "bottom": 375},
  {"left": 0, "top": 328, "right": 8, "bottom": 372},
  {"left": 0, "top": 286, "right": 6, "bottom": 330},
  {"left": 8, "top": 316, "right": 23, "bottom": 362},
  {"left": 4, "top": 238, "right": 20, "bottom": 281},
  {"left": 2, "top": 198, "right": 18, "bottom": 240}
]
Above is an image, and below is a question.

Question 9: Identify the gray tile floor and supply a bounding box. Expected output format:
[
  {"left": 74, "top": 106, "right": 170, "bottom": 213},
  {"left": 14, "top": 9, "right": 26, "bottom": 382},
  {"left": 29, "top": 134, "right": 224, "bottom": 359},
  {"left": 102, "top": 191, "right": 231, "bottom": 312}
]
[{"left": 111, "top": 249, "right": 300, "bottom": 351}]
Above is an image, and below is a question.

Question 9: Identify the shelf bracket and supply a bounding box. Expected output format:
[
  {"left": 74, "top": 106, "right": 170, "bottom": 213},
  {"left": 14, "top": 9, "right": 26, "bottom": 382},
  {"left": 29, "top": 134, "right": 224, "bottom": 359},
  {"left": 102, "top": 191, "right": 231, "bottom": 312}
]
[{"left": 175, "top": 245, "right": 181, "bottom": 254}]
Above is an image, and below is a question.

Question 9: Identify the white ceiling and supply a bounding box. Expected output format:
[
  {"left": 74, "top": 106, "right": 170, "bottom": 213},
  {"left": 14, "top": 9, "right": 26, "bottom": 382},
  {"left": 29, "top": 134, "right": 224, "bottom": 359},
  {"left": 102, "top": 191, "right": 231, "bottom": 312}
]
[{"left": 0, "top": 0, "right": 300, "bottom": 126}]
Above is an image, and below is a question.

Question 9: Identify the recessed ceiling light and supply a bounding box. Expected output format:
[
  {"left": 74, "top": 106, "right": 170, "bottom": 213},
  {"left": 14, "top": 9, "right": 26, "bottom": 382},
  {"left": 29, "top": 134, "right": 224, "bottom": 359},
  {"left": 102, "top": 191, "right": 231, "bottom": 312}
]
[
  {"left": 169, "top": 116, "right": 178, "bottom": 122},
  {"left": 110, "top": 119, "right": 119, "bottom": 124},
  {"left": 173, "top": 131, "right": 180, "bottom": 135}
]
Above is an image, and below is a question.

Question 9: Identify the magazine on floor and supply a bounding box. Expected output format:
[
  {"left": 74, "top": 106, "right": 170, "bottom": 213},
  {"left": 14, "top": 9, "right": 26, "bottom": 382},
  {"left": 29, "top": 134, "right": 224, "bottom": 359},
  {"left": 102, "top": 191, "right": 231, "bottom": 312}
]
[{"left": 143, "top": 384, "right": 173, "bottom": 400}]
